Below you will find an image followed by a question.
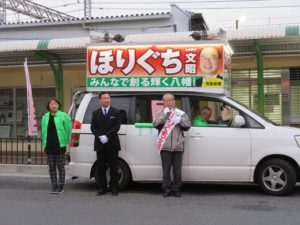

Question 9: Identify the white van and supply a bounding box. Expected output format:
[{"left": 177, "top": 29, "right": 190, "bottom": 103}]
[
  {"left": 70, "top": 32, "right": 300, "bottom": 195},
  {"left": 69, "top": 90, "right": 300, "bottom": 196}
]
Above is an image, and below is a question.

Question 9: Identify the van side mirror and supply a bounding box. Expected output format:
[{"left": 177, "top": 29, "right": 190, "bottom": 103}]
[{"left": 234, "top": 115, "right": 245, "bottom": 127}]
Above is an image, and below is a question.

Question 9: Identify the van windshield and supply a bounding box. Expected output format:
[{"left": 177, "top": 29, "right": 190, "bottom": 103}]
[{"left": 228, "top": 97, "right": 279, "bottom": 126}]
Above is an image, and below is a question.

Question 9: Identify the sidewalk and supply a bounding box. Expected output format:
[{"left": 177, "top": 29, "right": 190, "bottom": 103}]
[{"left": 0, "top": 164, "right": 49, "bottom": 177}]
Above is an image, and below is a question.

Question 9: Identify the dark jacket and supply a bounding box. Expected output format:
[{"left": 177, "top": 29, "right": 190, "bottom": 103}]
[{"left": 90, "top": 106, "right": 122, "bottom": 151}]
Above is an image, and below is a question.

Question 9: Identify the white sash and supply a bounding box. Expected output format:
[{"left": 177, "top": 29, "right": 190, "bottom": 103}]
[{"left": 157, "top": 108, "right": 184, "bottom": 152}]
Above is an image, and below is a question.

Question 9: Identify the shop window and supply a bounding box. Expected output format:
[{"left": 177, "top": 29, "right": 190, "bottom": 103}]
[
  {"left": 290, "top": 68, "right": 300, "bottom": 118},
  {"left": 231, "top": 69, "right": 282, "bottom": 125},
  {"left": 0, "top": 87, "right": 55, "bottom": 138},
  {"left": 0, "top": 89, "right": 14, "bottom": 138}
]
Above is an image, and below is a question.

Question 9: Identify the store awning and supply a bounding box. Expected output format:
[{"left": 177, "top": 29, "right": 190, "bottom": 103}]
[
  {"left": 226, "top": 26, "right": 286, "bottom": 40},
  {"left": 0, "top": 40, "right": 39, "bottom": 52},
  {"left": 0, "top": 37, "right": 91, "bottom": 52},
  {"left": 0, "top": 32, "right": 113, "bottom": 65}
]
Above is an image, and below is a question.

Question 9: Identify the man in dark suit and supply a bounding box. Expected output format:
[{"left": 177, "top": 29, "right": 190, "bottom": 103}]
[
  {"left": 194, "top": 46, "right": 223, "bottom": 87},
  {"left": 91, "top": 92, "right": 122, "bottom": 196}
]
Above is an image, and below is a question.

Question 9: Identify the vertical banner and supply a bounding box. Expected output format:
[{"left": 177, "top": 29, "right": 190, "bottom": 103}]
[{"left": 24, "top": 58, "right": 38, "bottom": 136}]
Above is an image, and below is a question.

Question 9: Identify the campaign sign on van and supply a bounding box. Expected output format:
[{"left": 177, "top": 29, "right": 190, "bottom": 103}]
[{"left": 87, "top": 43, "right": 229, "bottom": 88}]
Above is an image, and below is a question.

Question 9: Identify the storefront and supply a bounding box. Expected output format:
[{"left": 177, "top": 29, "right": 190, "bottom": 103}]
[
  {"left": 231, "top": 69, "right": 282, "bottom": 124},
  {"left": 231, "top": 67, "right": 300, "bottom": 127},
  {"left": 1, "top": 25, "right": 300, "bottom": 138},
  {"left": 229, "top": 26, "right": 300, "bottom": 127},
  {"left": 0, "top": 63, "right": 86, "bottom": 137}
]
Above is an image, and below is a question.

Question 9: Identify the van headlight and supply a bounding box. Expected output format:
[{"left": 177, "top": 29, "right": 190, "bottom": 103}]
[{"left": 295, "top": 136, "right": 300, "bottom": 148}]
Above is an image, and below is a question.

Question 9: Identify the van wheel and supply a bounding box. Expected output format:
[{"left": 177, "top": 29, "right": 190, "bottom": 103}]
[
  {"left": 257, "top": 159, "right": 296, "bottom": 196},
  {"left": 94, "top": 159, "right": 131, "bottom": 191}
]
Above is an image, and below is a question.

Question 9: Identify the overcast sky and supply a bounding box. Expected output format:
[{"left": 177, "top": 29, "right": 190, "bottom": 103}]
[{"left": 4, "top": 0, "right": 300, "bottom": 30}]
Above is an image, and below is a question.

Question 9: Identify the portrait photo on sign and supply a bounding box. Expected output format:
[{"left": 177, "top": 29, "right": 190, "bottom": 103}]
[{"left": 198, "top": 45, "right": 224, "bottom": 77}]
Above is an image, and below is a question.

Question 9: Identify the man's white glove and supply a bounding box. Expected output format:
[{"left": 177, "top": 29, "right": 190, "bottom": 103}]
[
  {"left": 163, "top": 107, "right": 171, "bottom": 115},
  {"left": 101, "top": 135, "right": 108, "bottom": 144},
  {"left": 172, "top": 116, "right": 181, "bottom": 124},
  {"left": 98, "top": 135, "right": 108, "bottom": 144}
]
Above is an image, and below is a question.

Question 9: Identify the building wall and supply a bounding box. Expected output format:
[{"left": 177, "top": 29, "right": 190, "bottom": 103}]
[
  {"left": 0, "top": 66, "right": 54, "bottom": 87},
  {"left": 0, "top": 19, "right": 177, "bottom": 40},
  {"left": 169, "top": 4, "right": 192, "bottom": 32},
  {"left": 0, "top": 6, "right": 192, "bottom": 40},
  {"left": 63, "top": 64, "right": 85, "bottom": 111},
  {"left": 0, "top": 64, "right": 86, "bottom": 112}
]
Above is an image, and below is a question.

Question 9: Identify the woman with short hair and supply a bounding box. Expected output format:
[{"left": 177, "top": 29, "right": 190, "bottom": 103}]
[{"left": 42, "top": 98, "right": 71, "bottom": 194}]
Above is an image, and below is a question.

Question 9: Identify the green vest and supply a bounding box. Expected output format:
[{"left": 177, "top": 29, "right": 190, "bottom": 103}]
[
  {"left": 41, "top": 110, "right": 72, "bottom": 149},
  {"left": 193, "top": 115, "right": 208, "bottom": 126}
]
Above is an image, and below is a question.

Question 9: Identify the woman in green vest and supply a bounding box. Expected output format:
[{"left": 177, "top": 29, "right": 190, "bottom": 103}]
[{"left": 42, "top": 98, "right": 71, "bottom": 194}]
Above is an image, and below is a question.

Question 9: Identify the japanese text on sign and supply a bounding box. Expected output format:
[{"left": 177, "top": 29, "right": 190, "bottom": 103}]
[{"left": 87, "top": 43, "right": 226, "bottom": 88}]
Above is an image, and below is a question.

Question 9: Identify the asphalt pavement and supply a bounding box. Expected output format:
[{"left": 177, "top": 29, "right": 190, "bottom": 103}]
[{"left": 1, "top": 175, "right": 300, "bottom": 225}]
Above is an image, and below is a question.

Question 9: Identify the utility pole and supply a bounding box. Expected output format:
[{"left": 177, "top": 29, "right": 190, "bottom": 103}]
[{"left": 84, "top": 0, "right": 92, "bottom": 18}]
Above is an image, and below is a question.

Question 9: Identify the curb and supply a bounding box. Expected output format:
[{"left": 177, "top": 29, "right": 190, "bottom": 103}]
[{"left": 0, "top": 164, "right": 49, "bottom": 177}]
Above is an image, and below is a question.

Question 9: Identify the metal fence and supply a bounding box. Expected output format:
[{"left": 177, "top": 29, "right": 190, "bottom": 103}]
[{"left": 0, "top": 137, "right": 47, "bottom": 165}]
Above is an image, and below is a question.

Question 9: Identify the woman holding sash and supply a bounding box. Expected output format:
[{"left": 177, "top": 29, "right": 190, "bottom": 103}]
[{"left": 153, "top": 93, "right": 191, "bottom": 197}]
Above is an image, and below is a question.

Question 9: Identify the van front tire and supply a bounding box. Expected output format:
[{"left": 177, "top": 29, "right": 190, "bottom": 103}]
[
  {"left": 257, "top": 159, "right": 296, "bottom": 196},
  {"left": 94, "top": 159, "right": 131, "bottom": 191}
]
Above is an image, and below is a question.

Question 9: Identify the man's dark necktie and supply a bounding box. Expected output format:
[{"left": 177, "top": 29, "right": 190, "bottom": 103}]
[{"left": 103, "top": 108, "right": 107, "bottom": 116}]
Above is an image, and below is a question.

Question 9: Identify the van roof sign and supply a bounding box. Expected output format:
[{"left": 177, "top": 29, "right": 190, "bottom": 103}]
[{"left": 86, "top": 42, "right": 231, "bottom": 95}]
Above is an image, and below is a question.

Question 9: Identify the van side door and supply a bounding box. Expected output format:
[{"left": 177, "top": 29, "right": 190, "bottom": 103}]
[{"left": 186, "top": 96, "right": 252, "bottom": 182}]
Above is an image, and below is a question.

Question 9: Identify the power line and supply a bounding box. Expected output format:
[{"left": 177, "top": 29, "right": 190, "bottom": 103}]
[
  {"left": 64, "top": 9, "right": 85, "bottom": 14},
  {"left": 91, "top": 5, "right": 300, "bottom": 10},
  {"left": 190, "top": 4, "right": 300, "bottom": 9},
  {"left": 51, "top": 2, "right": 83, "bottom": 9},
  {"left": 32, "top": 1, "right": 300, "bottom": 16},
  {"left": 0, "top": 0, "right": 77, "bottom": 21},
  {"left": 92, "top": 0, "right": 272, "bottom": 3},
  {"left": 45, "top": 0, "right": 274, "bottom": 10},
  {"left": 221, "top": 21, "right": 300, "bottom": 29},
  {"left": 208, "top": 15, "right": 300, "bottom": 22}
]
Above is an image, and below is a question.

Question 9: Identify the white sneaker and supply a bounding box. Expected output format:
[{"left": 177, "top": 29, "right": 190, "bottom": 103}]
[{"left": 57, "top": 186, "right": 64, "bottom": 194}]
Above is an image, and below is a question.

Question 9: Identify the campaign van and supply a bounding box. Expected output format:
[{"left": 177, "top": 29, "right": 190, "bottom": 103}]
[{"left": 69, "top": 31, "right": 300, "bottom": 195}]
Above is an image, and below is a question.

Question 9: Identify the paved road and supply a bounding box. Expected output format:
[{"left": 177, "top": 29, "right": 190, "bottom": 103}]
[{"left": 1, "top": 176, "right": 300, "bottom": 225}]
